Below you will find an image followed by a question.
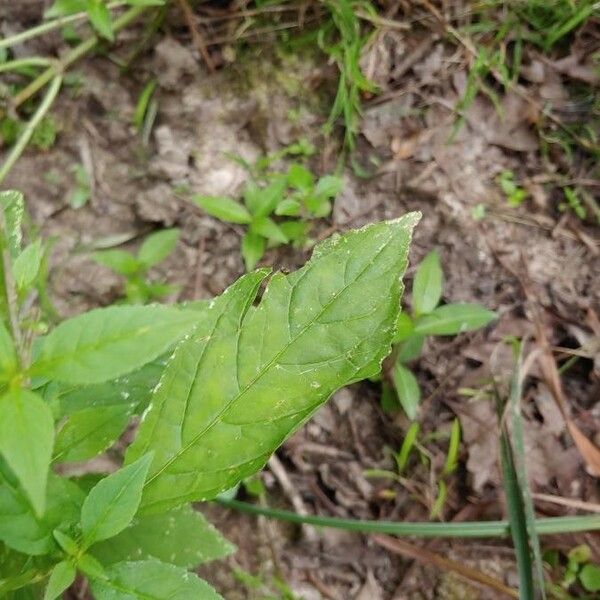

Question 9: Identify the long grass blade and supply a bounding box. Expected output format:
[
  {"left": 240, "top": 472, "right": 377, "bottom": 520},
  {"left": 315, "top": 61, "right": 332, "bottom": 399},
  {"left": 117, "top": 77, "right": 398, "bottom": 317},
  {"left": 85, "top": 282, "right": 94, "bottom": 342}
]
[{"left": 217, "top": 499, "right": 600, "bottom": 538}]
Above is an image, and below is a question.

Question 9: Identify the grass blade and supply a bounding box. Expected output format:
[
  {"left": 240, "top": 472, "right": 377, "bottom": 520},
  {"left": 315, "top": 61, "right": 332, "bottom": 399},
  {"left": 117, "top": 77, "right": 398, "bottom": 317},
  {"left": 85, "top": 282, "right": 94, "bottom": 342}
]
[{"left": 218, "top": 499, "right": 600, "bottom": 538}]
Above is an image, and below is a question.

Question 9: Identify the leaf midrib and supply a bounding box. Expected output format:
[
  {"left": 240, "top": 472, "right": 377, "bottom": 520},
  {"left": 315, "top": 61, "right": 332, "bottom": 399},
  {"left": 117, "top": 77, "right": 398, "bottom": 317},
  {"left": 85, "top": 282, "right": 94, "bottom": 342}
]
[{"left": 144, "top": 232, "right": 398, "bottom": 490}]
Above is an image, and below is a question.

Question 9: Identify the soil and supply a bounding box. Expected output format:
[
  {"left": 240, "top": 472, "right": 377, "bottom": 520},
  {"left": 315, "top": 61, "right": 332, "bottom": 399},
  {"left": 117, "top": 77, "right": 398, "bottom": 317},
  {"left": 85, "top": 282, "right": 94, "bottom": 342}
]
[{"left": 1, "top": 2, "right": 599, "bottom": 598}]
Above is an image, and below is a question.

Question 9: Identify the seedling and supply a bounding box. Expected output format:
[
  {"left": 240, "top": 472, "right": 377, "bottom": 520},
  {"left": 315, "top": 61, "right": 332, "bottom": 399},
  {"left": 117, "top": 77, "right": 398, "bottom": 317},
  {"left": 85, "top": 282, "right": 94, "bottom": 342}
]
[
  {"left": 545, "top": 544, "right": 600, "bottom": 596},
  {"left": 0, "top": 189, "right": 418, "bottom": 598},
  {"left": 497, "top": 170, "right": 528, "bottom": 207},
  {"left": 46, "top": 0, "right": 165, "bottom": 42},
  {"left": 191, "top": 155, "right": 342, "bottom": 270},
  {"left": 382, "top": 249, "right": 496, "bottom": 420},
  {"left": 68, "top": 163, "right": 91, "bottom": 209},
  {"left": 93, "top": 228, "right": 180, "bottom": 304}
]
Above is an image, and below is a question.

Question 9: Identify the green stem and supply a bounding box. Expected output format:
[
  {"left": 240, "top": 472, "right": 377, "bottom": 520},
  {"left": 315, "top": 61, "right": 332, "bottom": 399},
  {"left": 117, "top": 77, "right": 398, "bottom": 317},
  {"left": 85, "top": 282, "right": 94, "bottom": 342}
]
[
  {"left": 11, "top": 5, "right": 149, "bottom": 111},
  {"left": 0, "top": 57, "right": 53, "bottom": 73},
  {"left": 0, "top": 1, "right": 128, "bottom": 50},
  {"left": 218, "top": 499, "right": 600, "bottom": 538},
  {"left": 0, "top": 76, "right": 63, "bottom": 185}
]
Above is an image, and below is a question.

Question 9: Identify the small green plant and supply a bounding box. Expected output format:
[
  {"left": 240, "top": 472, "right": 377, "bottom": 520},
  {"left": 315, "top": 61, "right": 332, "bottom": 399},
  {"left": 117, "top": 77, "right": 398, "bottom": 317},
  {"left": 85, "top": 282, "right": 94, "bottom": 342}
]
[
  {"left": 46, "top": 0, "right": 164, "bottom": 42},
  {"left": 0, "top": 189, "right": 418, "bottom": 598},
  {"left": 67, "top": 163, "right": 91, "bottom": 209},
  {"left": 559, "top": 186, "right": 587, "bottom": 221},
  {"left": 545, "top": 544, "right": 600, "bottom": 597},
  {"left": 93, "top": 228, "right": 180, "bottom": 304},
  {"left": 192, "top": 156, "right": 342, "bottom": 270},
  {"left": 497, "top": 170, "right": 528, "bottom": 207},
  {"left": 381, "top": 250, "right": 496, "bottom": 420}
]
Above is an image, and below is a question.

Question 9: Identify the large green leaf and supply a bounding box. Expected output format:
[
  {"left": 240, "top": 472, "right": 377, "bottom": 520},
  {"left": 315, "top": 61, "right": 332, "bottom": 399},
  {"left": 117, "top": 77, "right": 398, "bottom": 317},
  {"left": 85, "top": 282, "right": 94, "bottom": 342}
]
[
  {"left": 30, "top": 306, "right": 201, "bottom": 385},
  {"left": 43, "top": 561, "right": 76, "bottom": 600},
  {"left": 81, "top": 454, "right": 153, "bottom": 546},
  {"left": 91, "top": 505, "right": 235, "bottom": 568},
  {"left": 0, "top": 474, "right": 84, "bottom": 555},
  {"left": 90, "top": 560, "right": 223, "bottom": 600},
  {"left": 0, "top": 390, "right": 54, "bottom": 516},
  {"left": 128, "top": 215, "right": 419, "bottom": 513}
]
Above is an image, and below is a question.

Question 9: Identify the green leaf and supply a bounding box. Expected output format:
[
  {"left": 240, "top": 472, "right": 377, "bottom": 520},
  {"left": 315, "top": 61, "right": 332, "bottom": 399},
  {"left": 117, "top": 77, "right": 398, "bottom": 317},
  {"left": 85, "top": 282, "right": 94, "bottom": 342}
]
[
  {"left": 51, "top": 356, "right": 166, "bottom": 418},
  {"left": 87, "top": 0, "right": 114, "bottom": 41},
  {"left": 287, "top": 164, "right": 313, "bottom": 191},
  {"left": 54, "top": 404, "right": 136, "bottom": 463},
  {"left": 192, "top": 196, "right": 252, "bottom": 224},
  {"left": 0, "top": 321, "right": 17, "bottom": 378},
  {"left": 396, "top": 422, "right": 419, "bottom": 473},
  {"left": 0, "top": 474, "right": 84, "bottom": 555},
  {"left": 274, "top": 198, "right": 301, "bottom": 217},
  {"left": 13, "top": 240, "right": 43, "bottom": 292},
  {"left": 279, "top": 220, "right": 309, "bottom": 243},
  {"left": 91, "top": 505, "right": 235, "bottom": 568},
  {"left": 580, "top": 564, "right": 600, "bottom": 592},
  {"left": 250, "top": 216, "right": 288, "bottom": 244},
  {"left": 125, "top": 0, "right": 165, "bottom": 5},
  {"left": 396, "top": 333, "right": 424, "bottom": 362},
  {"left": 0, "top": 389, "right": 54, "bottom": 516},
  {"left": 241, "top": 231, "right": 266, "bottom": 271},
  {"left": 412, "top": 250, "right": 442, "bottom": 315},
  {"left": 45, "top": 0, "right": 87, "bottom": 17},
  {"left": 0, "top": 190, "right": 25, "bottom": 258},
  {"left": 392, "top": 361, "right": 420, "bottom": 420},
  {"left": 81, "top": 454, "right": 153, "bottom": 546},
  {"left": 43, "top": 561, "right": 75, "bottom": 600},
  {"left": 393, "top": 311, "right": 414, "bottom": 343},
  {"left": 315, "top": 175, "right": 343, "bottom": 199},
  {"left": 137, "top": 229, "right": 180, "bottom": 267},
  {"left": 90, "top": 560, "right": 223, "bottom": 600},
  {"left": 93, "top": 250, "right": 140, "bottom": 276},
  {"left": 127, "top": 214, "right": 420, "bottom": 513},
  {"left": 244, "top": 177, "right": 287, "bottom": 217},
  {"left": 31, "top": 305, "right": 201, "bottom": 384},
  {"left": 414, "top": 303, "right": 497, "bottom": 336}
]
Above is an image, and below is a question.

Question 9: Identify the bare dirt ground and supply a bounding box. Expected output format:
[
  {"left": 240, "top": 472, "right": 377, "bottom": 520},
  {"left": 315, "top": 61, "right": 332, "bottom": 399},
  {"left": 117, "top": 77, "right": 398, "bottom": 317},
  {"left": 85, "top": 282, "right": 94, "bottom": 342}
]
[{"left": 2, "top": 2, "right": 599, "bottom": 598}]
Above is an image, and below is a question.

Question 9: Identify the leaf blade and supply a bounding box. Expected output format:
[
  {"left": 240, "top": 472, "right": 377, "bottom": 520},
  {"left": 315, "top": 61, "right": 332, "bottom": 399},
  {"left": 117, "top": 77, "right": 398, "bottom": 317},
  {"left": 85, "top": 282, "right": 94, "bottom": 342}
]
[
  {"left": 414, "top": 303, "right": 496, "bottom": 336},
  {"left": 81, "top": 454, "right": 153, "bottom": 545},
  {"left": 31, "top": 305, "right": 201, "bottom": 384},
  {"left": 412, "top": 250, "right": 442, "bottom": 315},
  {"left": 128, "top": 215, "right": 420, "bottom": 513},
  {"left": 0, "top": 389, "right": 54, "bottom": 516}
]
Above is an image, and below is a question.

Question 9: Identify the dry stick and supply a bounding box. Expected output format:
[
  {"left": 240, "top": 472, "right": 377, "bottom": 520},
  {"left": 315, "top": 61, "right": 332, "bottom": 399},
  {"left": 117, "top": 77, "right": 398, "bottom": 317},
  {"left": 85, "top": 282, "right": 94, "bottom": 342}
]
[
  {"left": 176, "top": 0, "right": 216, "bottom": 73},
  {"left": 372, "top": 534, "right": 519, "bottom": 599},
  {"left": 8, "top": 5, "right": 149, "bottom": 114},
  {"left": 533, "top": 493, "right": 600, "bottom": 514},
  {"left": 268, "top": 454, "right": 319, "bottom": 543}
]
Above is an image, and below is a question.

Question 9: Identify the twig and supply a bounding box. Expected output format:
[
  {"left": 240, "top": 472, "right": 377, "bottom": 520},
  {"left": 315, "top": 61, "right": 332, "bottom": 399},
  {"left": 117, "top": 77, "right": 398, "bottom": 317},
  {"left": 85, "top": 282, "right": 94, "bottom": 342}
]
[
  {"left": 176, "top": 0, "right": 216, "bottom": 73},
  {"left": 372, "top": 534, "right": 519, "bottom": 599},
  {"left": 533, "top": 493, "right": 600, "bottom": 514},
  {"left": 268, "top": 454, "right": 319, "bottom": 542}
]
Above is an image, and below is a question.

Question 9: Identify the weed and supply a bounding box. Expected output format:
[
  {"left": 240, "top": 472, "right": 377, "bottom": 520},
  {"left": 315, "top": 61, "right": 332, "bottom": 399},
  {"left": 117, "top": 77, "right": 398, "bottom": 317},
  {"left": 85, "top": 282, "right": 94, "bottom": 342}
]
[
  {"left": 67, "top": 163, "right": 91, "bottom": 209},
  {"left": 545, "top": 545, "right": 600, "bottom": 596},
  {"left": 191, "top": 147, "right": 342, "bottom": 270},
  {"left": 379, "top": 249, "right": 496, "bottom": 420},
  {"left": 0, "top": 189, "right": 418, "bottom": 598},
  {"left": 497, "top": 169, "right": 528, "bottom": 207},
  {"left": 93, "top": 228, "right": 180, "bottom": 304}
]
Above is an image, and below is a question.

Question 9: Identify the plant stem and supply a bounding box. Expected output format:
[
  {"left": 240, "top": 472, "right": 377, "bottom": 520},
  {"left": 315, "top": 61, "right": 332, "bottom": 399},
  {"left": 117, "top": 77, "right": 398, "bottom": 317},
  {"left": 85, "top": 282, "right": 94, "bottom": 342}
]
[
  {"left": 10, "top": 5, "right": 149, "bottom": 112},
  {"left": 0, "top": 1, "right": 128, "bottom": 50},
  {"left": 218, "top": 499, "right": 600, "bottom": 538},
  {"left": 0, "top": 76, "right": 62, "bottom": 185},
  {"left": 0, "top": 57, "right": 53, "bottom": 73}
]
